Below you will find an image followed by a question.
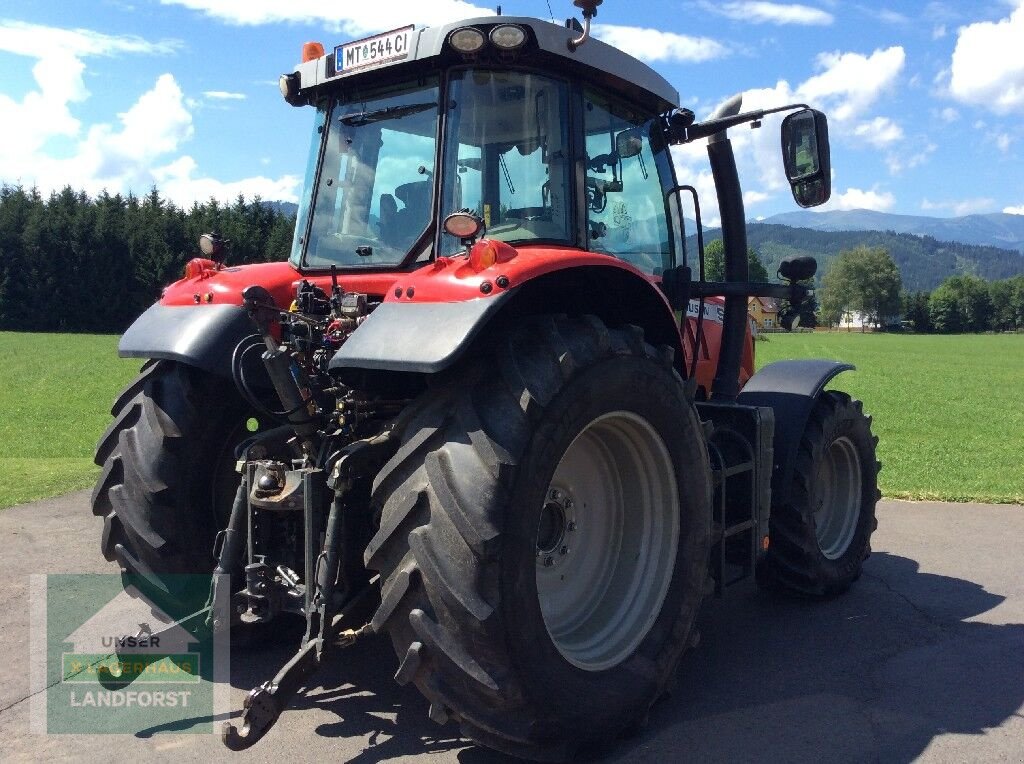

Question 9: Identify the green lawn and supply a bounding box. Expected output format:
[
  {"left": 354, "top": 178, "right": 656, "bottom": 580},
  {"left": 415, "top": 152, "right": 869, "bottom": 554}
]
[
  {"left": 1, "top": 331, "right": 1021, "bottom": 509},
  {"left": 0, "top": 333, "right": 139, "bottom": 509},
  {"left": 756, "top": 332, "right": 1024, "bottom": 504}
]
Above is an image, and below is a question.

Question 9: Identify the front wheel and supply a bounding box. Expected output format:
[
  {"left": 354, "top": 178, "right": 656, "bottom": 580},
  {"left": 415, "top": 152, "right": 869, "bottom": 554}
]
[
  {"left": 364, "top": 316, "right": 712, "bottom": 759},
  {"left": 758, "top": 390, "right": 880, "bottom": 597}
]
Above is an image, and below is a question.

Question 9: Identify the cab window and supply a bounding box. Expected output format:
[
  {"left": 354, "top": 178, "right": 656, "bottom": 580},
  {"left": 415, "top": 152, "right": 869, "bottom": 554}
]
[{"left": 583, "top": 91, "right": 671, "bottom": 274}]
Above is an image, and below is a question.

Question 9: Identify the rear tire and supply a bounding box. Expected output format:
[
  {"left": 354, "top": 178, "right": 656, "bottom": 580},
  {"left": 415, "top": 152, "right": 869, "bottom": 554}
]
[
  {"left": 758, "top": 390, "right": 880, "bottom": 597},
  {"left": 365, "top": 316, "right": 712, "bottom": 759},
  {"left": 91, "top": 360, "right": 255, "bottom": 604}
]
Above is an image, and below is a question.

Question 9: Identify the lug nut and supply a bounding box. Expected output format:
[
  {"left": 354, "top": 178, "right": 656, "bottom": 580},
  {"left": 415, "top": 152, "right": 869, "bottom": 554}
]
[
  {"left": 544, "top": 556, "right": 554, "bottom": 567},
  {"left": 567, "top": 521, "right": 577, "bottom": 532},
  {"left": 559, "top": 545, "right": 568, "bottom": 555}
]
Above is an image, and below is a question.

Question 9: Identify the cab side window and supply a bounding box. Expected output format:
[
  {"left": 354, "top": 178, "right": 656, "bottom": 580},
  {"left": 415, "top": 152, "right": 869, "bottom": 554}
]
[{"left": 583, "top": 91, "right": 671, "bottom": 274}]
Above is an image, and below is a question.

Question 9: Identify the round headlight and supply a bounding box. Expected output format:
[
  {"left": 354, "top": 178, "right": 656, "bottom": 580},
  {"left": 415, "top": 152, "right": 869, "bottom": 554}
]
[
  {"left": 443, "top": 211, "right": 484, "bottom": 240},
  {"left": 279, "top": 73, "right": 296, "bottom": 99},
  {"left": 449, "top": 27, "right": 486, "bottom": 54},
  {"left": 490, "top": 24, "right": 526, "bottom": 50}
]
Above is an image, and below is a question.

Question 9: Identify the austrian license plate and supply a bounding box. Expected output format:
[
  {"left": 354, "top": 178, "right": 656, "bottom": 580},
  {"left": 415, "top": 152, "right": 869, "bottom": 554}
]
[{"left": 335, "top": 26, "right": 414, "bottom": 74}]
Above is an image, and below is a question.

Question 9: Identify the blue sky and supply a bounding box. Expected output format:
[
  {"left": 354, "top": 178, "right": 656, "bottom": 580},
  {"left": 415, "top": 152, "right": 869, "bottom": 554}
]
[{"left": 1, "top": 1, "right": 1023, "bottom": 224}]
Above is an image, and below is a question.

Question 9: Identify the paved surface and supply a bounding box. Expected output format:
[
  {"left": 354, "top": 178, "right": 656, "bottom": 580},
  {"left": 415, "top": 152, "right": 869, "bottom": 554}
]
[{"left": 1, "top": 491, "right": 1022, "bottom": 763}]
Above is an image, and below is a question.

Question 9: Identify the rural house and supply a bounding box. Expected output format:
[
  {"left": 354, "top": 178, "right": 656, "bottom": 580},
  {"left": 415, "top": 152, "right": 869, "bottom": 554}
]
[{"left": 748, "top": 296, "right": 779, "bottom": 331}]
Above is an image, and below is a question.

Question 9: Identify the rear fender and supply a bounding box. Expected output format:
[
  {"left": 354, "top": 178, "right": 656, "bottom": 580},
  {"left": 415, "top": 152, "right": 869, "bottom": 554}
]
[
  {"left": 330, "top": 259, "right": 684, "bottom": 377},
  {"left": 736, "top": 359, "right": 854, "bottom": 508},
  {"left": 119, "top": 303, "right": 255, "bottom": 377}
]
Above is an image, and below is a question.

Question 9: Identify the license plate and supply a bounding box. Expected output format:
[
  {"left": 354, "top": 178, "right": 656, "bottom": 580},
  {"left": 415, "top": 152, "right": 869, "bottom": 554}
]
[{"left": 336, "top": 26, "right": 414, "bottom": 74}]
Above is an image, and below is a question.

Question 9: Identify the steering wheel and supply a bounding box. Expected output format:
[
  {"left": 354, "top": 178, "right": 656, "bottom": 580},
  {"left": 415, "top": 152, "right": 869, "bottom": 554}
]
[{"left": 504, "top": 206, "right": 551, "bottom": 221}]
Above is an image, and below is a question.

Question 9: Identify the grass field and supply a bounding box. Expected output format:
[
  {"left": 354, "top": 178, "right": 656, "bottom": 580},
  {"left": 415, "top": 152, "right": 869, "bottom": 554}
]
[
  {"left": 757, "top": 332, "right": 1024, "bottom": 504},
  {"left": 0, "top": 333, "right": 139, "bottom": 509},
  {"left": 0, "top": 330, "right": 1021, "bottom": 509}
]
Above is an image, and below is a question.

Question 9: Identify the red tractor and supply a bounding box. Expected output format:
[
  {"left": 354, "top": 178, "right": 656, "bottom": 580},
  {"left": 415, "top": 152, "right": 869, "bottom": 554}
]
[{"left": 92, "top": 3, "right": 878, "bottom": 759}]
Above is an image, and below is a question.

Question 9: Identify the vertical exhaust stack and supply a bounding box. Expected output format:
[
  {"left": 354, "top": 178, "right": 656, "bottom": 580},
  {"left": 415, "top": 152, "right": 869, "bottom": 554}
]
[{"left": 707, "top": 94, "right": 748, "bottom": 401}]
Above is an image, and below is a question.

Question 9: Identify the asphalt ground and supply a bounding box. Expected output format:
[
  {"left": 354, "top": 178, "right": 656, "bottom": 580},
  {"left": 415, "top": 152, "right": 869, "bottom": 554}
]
[{"left": 1, "top": 491, "right": 1022, "bottom": 763}]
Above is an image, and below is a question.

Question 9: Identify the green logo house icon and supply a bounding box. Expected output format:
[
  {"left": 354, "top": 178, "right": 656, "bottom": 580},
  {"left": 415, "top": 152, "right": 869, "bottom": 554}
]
[{"left": 31, "top": 574, "right": 229, "bottom": 735}]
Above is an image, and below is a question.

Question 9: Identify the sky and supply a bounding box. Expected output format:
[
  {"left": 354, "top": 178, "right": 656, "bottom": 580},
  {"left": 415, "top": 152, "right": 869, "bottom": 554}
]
[{"left": 1, "top": 0, "right": 1023, "bottom": 225}]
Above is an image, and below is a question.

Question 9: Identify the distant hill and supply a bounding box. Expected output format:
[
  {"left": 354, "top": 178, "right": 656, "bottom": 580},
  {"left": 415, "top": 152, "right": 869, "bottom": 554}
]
[
  {"left": 262, "top": 200, "right": 299, "bottom": 216},
  {"left": 688, "top": 223, "right": 1024, "bottom": 292},
  {"left": 763, "top": 209, "right": 1024, "bottom": 254}
]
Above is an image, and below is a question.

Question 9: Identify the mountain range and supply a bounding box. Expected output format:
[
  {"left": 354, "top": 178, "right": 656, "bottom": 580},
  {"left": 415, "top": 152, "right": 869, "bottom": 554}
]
[{"left": 762, "top": 209, "right": 1024, "bottom": 254}]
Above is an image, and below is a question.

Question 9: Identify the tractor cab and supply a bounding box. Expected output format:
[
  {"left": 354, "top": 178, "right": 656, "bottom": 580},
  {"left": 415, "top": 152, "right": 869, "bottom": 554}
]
[{"left": 280, "top": 16, "right": 684, "bottom": 276}]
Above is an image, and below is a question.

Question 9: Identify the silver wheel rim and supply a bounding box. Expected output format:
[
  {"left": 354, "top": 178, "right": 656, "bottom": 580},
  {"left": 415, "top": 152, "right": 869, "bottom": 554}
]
[
  {"left": 813, "top": 435, "right": 862, "bottom": 560},
  {"left": 536, "top": 412, "right": 679, "bottom": 672}
]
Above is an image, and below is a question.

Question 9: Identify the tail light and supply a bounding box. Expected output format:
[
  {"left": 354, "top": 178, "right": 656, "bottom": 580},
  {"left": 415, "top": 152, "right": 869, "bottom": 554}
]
[{"left": 468, "top": 239, "right": 517, "bottom": 272}]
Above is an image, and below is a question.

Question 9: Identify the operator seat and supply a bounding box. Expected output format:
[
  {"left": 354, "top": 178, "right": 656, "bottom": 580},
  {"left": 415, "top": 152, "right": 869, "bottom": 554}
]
[
  {"left": 379, "top": 193, "right": 398, "bottom": 246},
  {"left": 392, "top": 180, "right": 430, "bottom": 248}
]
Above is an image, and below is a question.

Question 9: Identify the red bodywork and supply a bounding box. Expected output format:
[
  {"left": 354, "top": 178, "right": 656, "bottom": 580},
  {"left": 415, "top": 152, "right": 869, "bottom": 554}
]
[{"left": 164, "top": 244, "right": 754, "bottom": 395}]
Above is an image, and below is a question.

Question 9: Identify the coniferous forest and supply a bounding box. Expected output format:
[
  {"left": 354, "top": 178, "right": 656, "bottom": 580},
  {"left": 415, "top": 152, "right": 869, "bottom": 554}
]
[
  {"left": 3, "top": 184, "right": 1024, "bottom": 335},
  {"left": 0, "top": 185, "right": 296, "bottom": 333}
]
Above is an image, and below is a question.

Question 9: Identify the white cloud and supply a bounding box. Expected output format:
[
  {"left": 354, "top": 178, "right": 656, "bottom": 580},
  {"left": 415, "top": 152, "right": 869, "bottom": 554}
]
[
  {"left": 1004, "top": 204, "right": 1024, "bottom": 215},
  {"left": 939, "top": 106, "right": 959, "bottom": 122},
  {"left": 701, "top": 1, "right": 833, "bottom": 25},
  {"left": 932, "top": 24, "right": 946, "bottom": 39},
  {"left": 800, "top": 47, "right": 905, "bottom": 122},
  {"left": 154, "top": 156, "right": 300, "bottom": 206},
  {"left": 921, "top": 197, "right": 995, "bottom": 216},
  {"left": 0, "top": 20, "right": 297, "bottom": 206},
  {"left": 0, "top": 21, "right": 183, "bottom": 159},
  {"left": 592, "top": 25, "right": 727, "bottom": 63},
  {"left": 203, "top": 90, "right": 246, "bottom": 100},
  {"left": 949, "top": 2, "right": 1024, "bottom": 112},
  {"left": 159, "top": 0, "right": 493, "bottom": 36},
  {"left": 826, "top": 186, "right": 896, "bottom": 212},
  {"left": 996, "top": 133, "right": 1013, "bottom": 153},
  {"left": 886, "top": 141, "right": 936, "bottom": 175},
  {"left": 0, "top": 19, "right": 179, "bottom": 59},
  {"left": 852, "top": 116, "right": 903, "bottom": 148}
]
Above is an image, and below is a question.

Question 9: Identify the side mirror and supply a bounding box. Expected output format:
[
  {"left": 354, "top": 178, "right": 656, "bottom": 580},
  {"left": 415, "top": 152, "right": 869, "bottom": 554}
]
[
  {"left": 615, "top": 127, "right": 644, "bottom": 159},
  {"left": 781, "top": 108, "right": 830, "bottom": 208}
]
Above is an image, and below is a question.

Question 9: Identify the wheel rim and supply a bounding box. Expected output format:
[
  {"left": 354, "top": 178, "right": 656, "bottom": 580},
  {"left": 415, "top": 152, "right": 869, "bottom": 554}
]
[
  {"left": 813, "top": 435, "right": 862, "bottom": 560},
  {"left": 536, "top": 412, "right": 679, "bottom": 672}
]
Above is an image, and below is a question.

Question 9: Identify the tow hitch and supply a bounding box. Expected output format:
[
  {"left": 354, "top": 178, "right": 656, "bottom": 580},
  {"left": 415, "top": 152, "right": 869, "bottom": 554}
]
[{"left": 221, "top": 588, "right": 376, "bottom": 750}]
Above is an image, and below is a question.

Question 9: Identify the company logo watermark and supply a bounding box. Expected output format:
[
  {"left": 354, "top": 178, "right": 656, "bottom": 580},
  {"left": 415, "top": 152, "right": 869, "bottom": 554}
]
[{"left": 30, "top": 573, "right": 230, "bottom": 735}]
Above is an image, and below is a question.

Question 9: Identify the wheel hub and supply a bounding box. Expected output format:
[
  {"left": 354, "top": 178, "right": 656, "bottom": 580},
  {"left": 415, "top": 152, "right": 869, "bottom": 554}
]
[
  {"left": 813, "top": 435, "right": 862, "bottom": 560},
  {"left": 536, "top": 490, "right": 576, "bottom": 569},
  {"left": 535, "top": 412, "right": 679, "bottom": 672}
]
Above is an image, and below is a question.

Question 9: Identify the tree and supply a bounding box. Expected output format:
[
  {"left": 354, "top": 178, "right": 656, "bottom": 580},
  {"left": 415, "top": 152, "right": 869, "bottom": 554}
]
[
  {"left": 702, "top": 238, "right": 768, "bottom": 282},
  {"left": 989, "top": 278, "right": 1023, "bottom": 332},
  {"left": 818, "top": 245, "right": 902, "bottom": 330},
  {"left": 901, "top": 290, "right": 932, "bottom": 333},
  {"left": 929, "top": 274, "right": 995, "bottom": 333},
  {"left": 0, "top": 183, "right": 297, "bottom": 333}
]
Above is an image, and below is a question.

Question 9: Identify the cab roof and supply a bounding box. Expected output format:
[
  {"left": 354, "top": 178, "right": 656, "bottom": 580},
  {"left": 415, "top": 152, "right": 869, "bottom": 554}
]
[{"left": 291, "top": 16, "right": 680, "bottom": 115}]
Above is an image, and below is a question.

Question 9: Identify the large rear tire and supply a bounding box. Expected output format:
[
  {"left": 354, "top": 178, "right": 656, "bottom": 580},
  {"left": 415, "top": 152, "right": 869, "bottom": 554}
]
[
  {"left": 91, "top": 360, "right": 254, "bottom": 603},
  {"left": 365, "top": 316, "right": 712, "bottom": 760},
  {"left": 758, "top": 390, "right": 880, "bottom": 597}
]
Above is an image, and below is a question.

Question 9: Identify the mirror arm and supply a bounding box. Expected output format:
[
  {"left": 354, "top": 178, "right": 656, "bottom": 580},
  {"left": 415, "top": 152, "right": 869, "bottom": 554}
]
[
  {"left": 691, "top": 281, "right": 810, "bottom": 303},
  {"left": 668, "top": 103, "right": 809, "bottom": 144}
]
